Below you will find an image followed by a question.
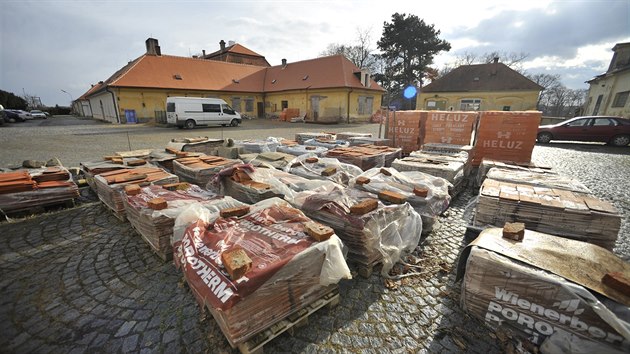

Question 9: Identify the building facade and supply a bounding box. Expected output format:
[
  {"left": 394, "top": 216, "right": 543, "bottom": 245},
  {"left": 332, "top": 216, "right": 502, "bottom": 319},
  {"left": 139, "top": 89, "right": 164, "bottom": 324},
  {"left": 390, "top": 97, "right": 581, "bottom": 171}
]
[
  {"left": 417, "top": 59, "right": 542, "bottom": 112},
  {"left": 584, "top": 42, "right": 630, "bottom": 118},
  {"left": 78, "top": 38, "right": 384, "bottom": 124}
]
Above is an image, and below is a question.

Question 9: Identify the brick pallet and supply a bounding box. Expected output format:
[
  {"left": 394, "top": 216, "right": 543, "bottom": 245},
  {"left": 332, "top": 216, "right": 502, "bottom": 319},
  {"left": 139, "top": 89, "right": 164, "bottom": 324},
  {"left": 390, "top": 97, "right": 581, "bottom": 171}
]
[
  {"left": 172, "top": 156, "right": 241, "bottom": 188},
  {"left": 325, "top": 145, "right": 402, "bottom": 171},
  {"left": 276, "top": 144, "right": 328, "bottom": 157},
  {"left": 172, "top": 198, "right": 350, "bottom": 348},
  {"left": 123, "top": 184, "right": 244, "bottom": 261},
  {"left": 94, "top": 167, "right": 179, "bottom": 221},
  {"left": 219, "top": 166, "right": 283, "bottom": 204},
  {"left": 474, "top": 159, "right": 553, "bottom": 188},
  {"left": 0, "top": 167, "right": 79, "bottom": 215},
  {"left": 285, "top": 155, "right": 363, "bottom": 186},
  {"left": 472, "top": 111, "right": 541, "bottom": 166},
  {"left": 238, "top": 152, "right": 296, "bottom": 170},
  {"left": 473, "top": 178, "right": 621, "bottom": 250},
  {"left": 392, "top": 154, "right": 465, "bottom": 185},
  {"left": 295, "top": 132, "right": 334, "bottom": 144},
  {"left": 292, "top": 185, "right": 423, "bottom": 276}
]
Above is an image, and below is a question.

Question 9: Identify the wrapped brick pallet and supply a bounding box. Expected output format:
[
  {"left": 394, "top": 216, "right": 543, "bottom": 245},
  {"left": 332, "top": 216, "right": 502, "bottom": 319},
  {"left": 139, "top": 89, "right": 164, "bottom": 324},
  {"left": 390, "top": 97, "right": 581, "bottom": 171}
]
[
  {"left": 172, "top": 198, "right": 351, "bottom": 349},
  {"left": 81, "top": 159, "right": 153, "bottom": 191},
  {"left": 238, "top": 151, "right": 296, "bottom": 170},
  {"left": 384, "top": 110, "right": 423, "bottom": 153},
  {"left": 350, "top": 167, "right": 451, "bottom": 234},
  {"left": 295, "top": 132, "right": 334, "bottom": 144},
  {"left": 457, "top": 228, "right": 630, "bottom": 354},
  {"left": 0, "top": 167, "right": 79, "bottom": 215},
  {"left": 123, "top": 184, "right": 244, "bottom": 260},
  {"left": 325, "top": 145, "right": 402, "bottom": 171},
  {"left": 94, "top": 167, "right": 179, "bottom": 221},
  {"left": 172, "top": 155, "right": 242, "bottom": 187},
  {"left": 276, "top": 144, "right": 328, "bottom": 157},
  {"left": 285, "top": 154, "right": 363, "bottom": 186},
  {"left": 290, "top": 183, "right": 423, "bottom": 276},
  {"left": 423, "top": 111, "right": 478, "bottom": 146},
  {"left": 212, "top": 165, "right": 283, "bottom": 204},
  {"left": 475, "top": 159, "right": 553, "bottom": 188}
]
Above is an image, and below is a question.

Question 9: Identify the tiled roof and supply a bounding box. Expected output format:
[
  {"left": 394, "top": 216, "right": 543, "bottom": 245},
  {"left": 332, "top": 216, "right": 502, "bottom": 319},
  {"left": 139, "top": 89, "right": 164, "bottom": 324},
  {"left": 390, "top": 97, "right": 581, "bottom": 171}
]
[
  {"left": 223, "top": 55, "right": 385, "bottom": 93},
  {"left": 108, "top": 55, "right": 265, "bottom": 91},
  {"left": 422, "top": 62, "right": 543, "bottom": 92},
  {"left": 83, "top": 53, "right": 384, "bottom": 97},
  {"left": 204, "top": 43, "right": 265, "bottom": 59}
]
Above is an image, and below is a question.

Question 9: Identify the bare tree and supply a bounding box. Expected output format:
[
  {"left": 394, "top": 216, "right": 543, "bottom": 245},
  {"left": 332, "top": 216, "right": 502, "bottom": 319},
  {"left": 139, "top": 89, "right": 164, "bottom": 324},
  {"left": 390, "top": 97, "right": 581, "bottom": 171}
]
[
  {"left": 528, "top": 73, "right": 562, "bottom": 109},
  {"left": 439, "top": 51, "right": 529, "bottom": 78},
  {"left": 319, "top": 27, "right": 377, "bottom": 71}
]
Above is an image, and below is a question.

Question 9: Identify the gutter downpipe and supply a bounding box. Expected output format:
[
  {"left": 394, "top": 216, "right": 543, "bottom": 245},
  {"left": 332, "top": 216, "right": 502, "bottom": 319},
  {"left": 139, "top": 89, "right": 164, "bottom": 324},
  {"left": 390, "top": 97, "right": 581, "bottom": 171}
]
[
  {"left": 106, "top": 86, "right": 120, "bottom": 123},
  {"left": 347, "top": 88, "right": 353, "bottom": 124}
]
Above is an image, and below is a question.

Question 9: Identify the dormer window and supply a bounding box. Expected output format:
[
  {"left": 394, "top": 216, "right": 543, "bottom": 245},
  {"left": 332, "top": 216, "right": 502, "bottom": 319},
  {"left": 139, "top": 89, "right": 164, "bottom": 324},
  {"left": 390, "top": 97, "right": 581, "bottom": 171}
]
[
  {"left": 303, "top": 75, "right": 309, "bottom": 81},
  {"left": 232, "top": 79, "right": 240, "bottom": 84},
  {"left": 173, "top": 74, "right": 182, "bottom": 80},
  {"left": 271, "top": 79, "right": 277, "bottom": 84}
]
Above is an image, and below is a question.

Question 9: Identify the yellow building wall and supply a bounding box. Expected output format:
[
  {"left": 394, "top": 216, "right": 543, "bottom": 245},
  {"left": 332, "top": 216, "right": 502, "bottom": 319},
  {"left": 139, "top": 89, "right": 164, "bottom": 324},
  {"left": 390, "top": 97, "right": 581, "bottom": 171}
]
[
  {"left": 585, "top": 70, "right": 630, "bottom": 118},
  {"left": 108, "top": 87, "right": 381, "bottom": 123},
  {"left": 417, "top": 90, "right": 540, "bottom": 112}
]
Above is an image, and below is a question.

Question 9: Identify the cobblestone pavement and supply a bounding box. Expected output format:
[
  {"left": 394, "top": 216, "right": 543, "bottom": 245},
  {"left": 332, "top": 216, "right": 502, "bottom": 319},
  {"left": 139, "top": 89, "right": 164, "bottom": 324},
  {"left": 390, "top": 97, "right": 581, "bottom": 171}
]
[{"left": 1, "top": 133, "right": 629, "bottom": 353}]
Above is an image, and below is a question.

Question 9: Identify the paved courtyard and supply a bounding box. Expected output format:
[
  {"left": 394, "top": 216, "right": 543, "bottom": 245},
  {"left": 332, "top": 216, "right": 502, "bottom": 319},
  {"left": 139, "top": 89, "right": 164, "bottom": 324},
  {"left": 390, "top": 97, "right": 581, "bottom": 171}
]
[{"left": 0, "top": 117, "right": 628, "bottom": 353}]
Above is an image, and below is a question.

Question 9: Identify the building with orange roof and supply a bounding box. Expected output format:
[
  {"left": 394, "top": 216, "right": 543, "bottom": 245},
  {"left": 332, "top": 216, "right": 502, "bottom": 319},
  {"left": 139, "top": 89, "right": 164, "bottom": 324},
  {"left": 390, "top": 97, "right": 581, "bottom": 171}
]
[{"left": 78, "top": 38, "right": 384, "bottom": 124}]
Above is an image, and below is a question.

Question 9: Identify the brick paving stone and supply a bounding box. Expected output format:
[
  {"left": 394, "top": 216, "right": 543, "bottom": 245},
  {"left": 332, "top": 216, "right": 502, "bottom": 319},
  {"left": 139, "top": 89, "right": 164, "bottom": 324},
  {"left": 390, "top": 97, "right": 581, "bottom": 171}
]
[{"left": 1, "top": 143, "right": 628, "bottom": 353}]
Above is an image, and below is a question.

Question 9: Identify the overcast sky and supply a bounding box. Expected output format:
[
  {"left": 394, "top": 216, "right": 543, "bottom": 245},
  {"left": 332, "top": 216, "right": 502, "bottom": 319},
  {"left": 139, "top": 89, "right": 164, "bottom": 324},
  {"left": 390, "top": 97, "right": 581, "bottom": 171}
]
[{"left": 1, "top": 0, "right": 628, "bottom": 107}]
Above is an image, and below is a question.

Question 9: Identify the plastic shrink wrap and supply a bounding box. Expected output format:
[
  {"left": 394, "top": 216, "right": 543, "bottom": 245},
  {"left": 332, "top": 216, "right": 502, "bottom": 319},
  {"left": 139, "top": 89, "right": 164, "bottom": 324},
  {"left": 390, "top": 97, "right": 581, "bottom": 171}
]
[
  {"left": 350, "top": 167, "right": 451, "bottom": 233},
  {"left": 172, "top": 198, "right": 351, "bottom": 345},
  {"left": 289, "top": 183, "right": 423, "bottom": 274}
]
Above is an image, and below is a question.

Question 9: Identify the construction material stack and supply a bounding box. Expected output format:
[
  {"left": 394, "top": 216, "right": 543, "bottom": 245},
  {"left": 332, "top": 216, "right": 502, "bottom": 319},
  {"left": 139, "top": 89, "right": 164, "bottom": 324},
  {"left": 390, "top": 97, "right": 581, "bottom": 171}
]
[
  {"left": 385, "top": 110, "right": 424, "bottom": 154},
  {"left": 285, "top": 154, "right": 363, "bottom": 186},
  {"left": 325, "top": 145, "right": 402, "bottom": 171},
  {"left": 0, "top": 166, "right": 79, "bottom": 215},
  {"left": 172, "top": 198, "right": 351, "bottom": 351},
  {"left": 172, "top": 156, "right": 242, "bottom": 187},
  {"left": 295, "top": 132, "right": 334, "bottom": 145},
  {"left": 457, "top": 228, "right": 630, "bottom": 354},
  {"left": 94, "top": 167, "right": 179, "bottom": 220},
  {"left": 472, "top": 111, "right": 541, "bottom": 166},
  {"left": 350, "top": 167, "right": 451, "bottom": 234},
  {"left": 123, "top": 184, "right": 244, "bottom": 260},
  {"left": 290, "top": 184, "right": 423, "bottom": 276}
]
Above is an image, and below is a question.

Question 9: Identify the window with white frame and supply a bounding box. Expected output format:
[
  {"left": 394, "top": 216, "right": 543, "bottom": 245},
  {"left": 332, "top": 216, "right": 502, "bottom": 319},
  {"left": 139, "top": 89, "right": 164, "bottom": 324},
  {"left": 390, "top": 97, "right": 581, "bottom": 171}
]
[{"left": 460, "top": 99, "right": 481, "bottom": 111}]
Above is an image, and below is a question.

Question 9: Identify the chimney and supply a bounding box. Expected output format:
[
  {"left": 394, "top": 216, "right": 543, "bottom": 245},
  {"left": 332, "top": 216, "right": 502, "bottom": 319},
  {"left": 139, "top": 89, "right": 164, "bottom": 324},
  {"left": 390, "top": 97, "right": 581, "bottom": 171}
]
[
  {"left": 202, "top": 49, "right": 206, "bottom": 56},
  {"left": 146, "top": 38, "right": 161, "bottom": 56},
  {"left": 493, "top": 57, "right": 499, "bottom": 64},
  {"left": 491, "top": 57, "right": 499, "bottom": 75},
  {"left": 220, "top": 40, "right": 226, "bottom": 51},
  {"left": 228, "top": 40, "right": 235, "bottom": 46},
  {"left": 281, "top": 58, "right": 287, "bottom": 67}
]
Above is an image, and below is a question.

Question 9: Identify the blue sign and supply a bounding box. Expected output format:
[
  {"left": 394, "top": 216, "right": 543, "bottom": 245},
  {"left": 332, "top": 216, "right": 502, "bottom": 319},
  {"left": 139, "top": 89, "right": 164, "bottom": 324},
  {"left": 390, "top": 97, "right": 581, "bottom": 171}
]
[{"left": 403, "top": 86, "right": 417, "bottom": 99}]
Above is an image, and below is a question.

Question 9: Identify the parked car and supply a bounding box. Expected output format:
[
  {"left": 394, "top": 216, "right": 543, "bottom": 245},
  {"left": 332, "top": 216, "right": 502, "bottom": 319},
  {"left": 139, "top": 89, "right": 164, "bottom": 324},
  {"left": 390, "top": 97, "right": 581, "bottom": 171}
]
[
  {"left": 30, "top": 110, "right": 47, "bottom": 119},
  {"left": 4, "top": 110, "right": 25, "bottom": 122},
  {"left": 15, "top": 110, "right": 32, "bottom": 120},
  {"left": 537, "top": 116, "right": 630, "bottom": 147}
]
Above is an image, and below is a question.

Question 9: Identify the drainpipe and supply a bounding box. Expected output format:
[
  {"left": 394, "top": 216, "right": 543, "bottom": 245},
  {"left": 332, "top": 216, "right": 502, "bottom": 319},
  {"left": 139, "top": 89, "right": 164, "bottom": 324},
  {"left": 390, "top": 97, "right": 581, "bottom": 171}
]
[
  {"left": 106, "top": 86, "right": 120, "bottom": 123},
  {"left": 347, "top": 88, "right": 353, "bottom": 124}
]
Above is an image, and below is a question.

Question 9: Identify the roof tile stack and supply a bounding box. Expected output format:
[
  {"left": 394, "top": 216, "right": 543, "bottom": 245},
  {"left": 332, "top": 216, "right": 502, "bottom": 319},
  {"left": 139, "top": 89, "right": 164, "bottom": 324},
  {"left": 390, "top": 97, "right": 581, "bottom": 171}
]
[
  {"left": 172, "top": 155, "right": 241, "bottom": 188},
  {"left": 0, "top": 167, "right": 78, "bottom": 214},
  {"left": 94, "top": 167, "right": 179, "bottom": 220}
]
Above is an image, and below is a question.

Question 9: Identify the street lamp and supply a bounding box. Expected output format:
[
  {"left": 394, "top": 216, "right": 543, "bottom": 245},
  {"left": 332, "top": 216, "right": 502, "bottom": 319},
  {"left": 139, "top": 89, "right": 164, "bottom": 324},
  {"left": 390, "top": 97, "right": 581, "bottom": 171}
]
[{"left": 61, "top": 89, "right": 73, "bottom": 114}]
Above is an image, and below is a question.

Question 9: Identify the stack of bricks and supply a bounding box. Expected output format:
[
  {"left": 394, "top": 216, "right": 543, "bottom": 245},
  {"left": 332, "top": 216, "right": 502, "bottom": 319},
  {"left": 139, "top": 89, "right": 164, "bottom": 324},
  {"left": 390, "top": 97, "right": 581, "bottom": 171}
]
[
  {"left": 221, "top": 167, "right": 282, "bottom": 204},
  {"left": 172, "top": 155, "right": 242, "bottom": 187},
  {"left": 423, "top": 111, "right": 478, "bottom": 146},
  {"left": 94, "top": 167, "right": 179, "bottom": 221},
  {"left": 295, "top": 132, "right": 334, "bottom": 144},
  {"left": 324, "top": 144, "right": 402, "bottom": 171},
  {"left": 384, "top": 110, "right": 423, "bottom": 153},
  {"left": 472, "top": 111, "right": 541, "bottom": 166},
  {"left": 0, "top": 167, "right": 79, "bottom": 214}
]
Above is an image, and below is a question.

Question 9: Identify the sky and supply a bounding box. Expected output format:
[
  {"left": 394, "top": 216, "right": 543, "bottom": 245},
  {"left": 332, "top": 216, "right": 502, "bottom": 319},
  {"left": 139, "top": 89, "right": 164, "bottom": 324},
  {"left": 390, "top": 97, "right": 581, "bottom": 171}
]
[{"left": 1, "top": 0, "right": 628, "bottom": 107}]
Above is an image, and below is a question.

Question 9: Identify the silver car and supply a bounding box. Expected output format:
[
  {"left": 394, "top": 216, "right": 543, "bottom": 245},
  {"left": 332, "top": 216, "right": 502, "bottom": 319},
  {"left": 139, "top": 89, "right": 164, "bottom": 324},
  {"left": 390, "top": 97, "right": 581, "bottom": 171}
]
[{"left": 30, "top": 110, "right": 46, "bottom": 119}]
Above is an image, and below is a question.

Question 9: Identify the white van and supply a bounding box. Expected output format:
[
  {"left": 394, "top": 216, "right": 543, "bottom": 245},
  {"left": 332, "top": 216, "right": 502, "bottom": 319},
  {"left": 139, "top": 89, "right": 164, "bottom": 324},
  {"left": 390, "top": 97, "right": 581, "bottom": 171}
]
[{"left": 166, "top": 97, "right": 242, "bottom": 129}]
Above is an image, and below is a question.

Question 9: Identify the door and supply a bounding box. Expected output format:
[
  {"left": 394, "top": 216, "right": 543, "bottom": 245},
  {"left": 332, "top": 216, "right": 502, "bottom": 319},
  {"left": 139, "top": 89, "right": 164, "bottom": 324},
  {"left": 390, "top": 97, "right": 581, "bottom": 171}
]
[
  {"left": 589, "top": 117, "right": 616, "bottom": 142},
  {"left": 257, "top": 102, "right": 264, "bottom": 118},
  {"left": 221, "top": 104, "right": 238, "bottom": 124},
  {"left": 554, "top": 118, "right": 591, "bottom": 140},
  {"left": 202, "top": 103, "right": 222, "bottom": 125},
  {"left": 310, "top": 96, "right": 320, "bottom": 121}
]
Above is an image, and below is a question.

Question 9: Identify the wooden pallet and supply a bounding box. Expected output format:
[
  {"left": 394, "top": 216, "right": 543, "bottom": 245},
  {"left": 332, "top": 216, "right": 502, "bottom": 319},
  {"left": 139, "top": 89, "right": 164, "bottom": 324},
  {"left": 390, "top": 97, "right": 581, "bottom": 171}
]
[
  {"left": 354, "top": 259, "right": 382, "bottom": 278},
  {"left": 234, "top": 288, "right": 340, "bottom": 354},
  {"left": 0, "top": 199, "right": 76, "bottom": 220},
  {"left": 99, "top": 200, "right": 126, "bottom": 222}
]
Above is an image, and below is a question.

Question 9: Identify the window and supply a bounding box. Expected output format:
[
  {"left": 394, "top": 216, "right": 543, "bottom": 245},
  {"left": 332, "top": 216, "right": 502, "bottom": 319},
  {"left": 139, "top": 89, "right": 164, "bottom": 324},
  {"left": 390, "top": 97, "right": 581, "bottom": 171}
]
[
  {"left": 612, "top": 91, "right": 629, "bottom": 107},
  {"left": 222, "top": 104, "right": 236, "bottom": 115},
  {"left": 245, "top": 99, "right": 254, "bottom": 112},
  {"left": 566, "top": 119, "right": 588, "bottom": 127},
  {"left": 358, "top": 96, "right": 374, "bottom": 115},
  {"left": 592, "top": 118, "right": 615, "bottom": 126},
  {"left": 460, "top": 99, "right": 481, "bottom": 111},
  {"left": 231, "top": 98, "right": 241, "bottom": 112},
  {"left": 502, "top": 106, "right": 511, "bottom": 111},
  {"left": 281, "top": 101, "right": 288, "bottom": 109},
  {"left": 166, "top": 102, "right": 175, "bottom": 112},
  {"left": 202, "top": 104, "right": 221, "bottom": 113}
]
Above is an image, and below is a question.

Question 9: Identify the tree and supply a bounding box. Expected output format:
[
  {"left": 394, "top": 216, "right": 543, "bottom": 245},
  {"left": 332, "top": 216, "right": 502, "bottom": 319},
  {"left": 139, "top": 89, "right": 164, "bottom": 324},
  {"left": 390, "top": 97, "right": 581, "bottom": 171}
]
[
  {"left": 0, "top": 89, "right": 27, "bottom": 110},
  {"left": 439, "top": 51, "right": 529, "bottom": 78},
  {"left": 377, "top": 13, "right": 451, "bottom": 109},
  {"left": 319, "top": 27, "right": 377, "bottom": 71},
  {"left": 527, "top": 73, "right": 562, "bottom": 109}
]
